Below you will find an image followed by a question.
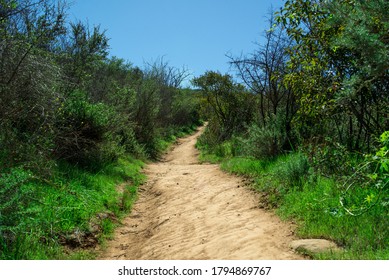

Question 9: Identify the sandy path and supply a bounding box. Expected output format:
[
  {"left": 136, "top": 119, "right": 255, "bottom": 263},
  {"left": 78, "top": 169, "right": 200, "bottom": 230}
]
[{"left": 99, "top": 126, "right": 303, "bottom": 260}]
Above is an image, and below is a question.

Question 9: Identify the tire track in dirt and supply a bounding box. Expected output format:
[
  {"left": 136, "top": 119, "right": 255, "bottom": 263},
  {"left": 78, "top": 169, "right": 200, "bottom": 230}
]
[{"left": 98, "top": 126, "right": 304, "bottom": 260}]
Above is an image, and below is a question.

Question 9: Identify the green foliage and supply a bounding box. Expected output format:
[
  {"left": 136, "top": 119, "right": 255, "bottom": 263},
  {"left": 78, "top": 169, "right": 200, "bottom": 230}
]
[
  {"left": 0, "top": 0, "right": 201, "bottom": 259},
  {"left": 196, "top": 123, "right": 221, "bottom": 152},
  {"left": 221, "top": 157, "right": 271, "bottom": 177},
  {"left": 192, "top": 71, "right": 255, "bottom": 141},
  {"left": 55, "top": 91, "right": 123, "bottom": 168},
  {"left": 274, "top": 153, "right": 310, "bottom": 189},
  {"left": 238, "top": 117, "right": 287, "bottom": 159},
  {"left": 279, "top": 174, "right": 389, "bottom": 259},
  {"left": 0, "top": 156, "right": 144, "bottom": 259},
  {"left": 305, "top": 138, "right": 358, "bottom": 177},
  {"left": 329, "top": 0, "right": 389, "bottom": 84},
  {"left": 377, "top": 131, "right": 389, "bottom": 175},
  {"left": 171, "top": 88, "right": 202, "bottom": 127},
  {"left": 277, "top": 0, "right": 389, "bottom": 151},
  {"left": 340, "top": 131, "right": 389, "bottom": 216},
  {"left": 0, "top": 168, "right": 33, "bottom": 232},
  {"left": 60, "top": 20, "right": 109, "bottom": 90}
]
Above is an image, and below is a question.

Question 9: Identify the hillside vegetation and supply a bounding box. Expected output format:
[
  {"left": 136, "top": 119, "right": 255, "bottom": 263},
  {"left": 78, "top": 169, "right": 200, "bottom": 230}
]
[
  {"left": 0, "top": 0, "right": 201, "bottom": 259},
  {"left": 194, "top": 0, "right": 388, "bottom": 259}
]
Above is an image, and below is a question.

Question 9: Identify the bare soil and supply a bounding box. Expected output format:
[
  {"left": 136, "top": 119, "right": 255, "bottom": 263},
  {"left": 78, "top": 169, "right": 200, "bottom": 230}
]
[{"left": 98, "top": 126, "right": 304, "bottom": 260}]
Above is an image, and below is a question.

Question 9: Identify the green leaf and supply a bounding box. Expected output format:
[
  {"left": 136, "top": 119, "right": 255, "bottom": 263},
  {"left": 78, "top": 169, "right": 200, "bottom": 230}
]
[
  {"left": 380, "top": 160, "right": 389, "bottom": 173},
  {"left": 368, "top": 173, "right": 378, "bottom": 181},
  {"left": 364, "top": 193, "right": 375, "bottom": 204}
]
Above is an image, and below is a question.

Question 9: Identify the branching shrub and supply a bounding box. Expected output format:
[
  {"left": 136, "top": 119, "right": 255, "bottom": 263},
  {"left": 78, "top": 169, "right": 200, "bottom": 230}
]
[
  {"left": 241, "top": 119, "right": 286, "bottom": 159},
  {"left": 196, "top": 121, "right": 223, "bottom": 152},
  {"left": 54, "top": 91, "right": 122, "bottom": 168}
]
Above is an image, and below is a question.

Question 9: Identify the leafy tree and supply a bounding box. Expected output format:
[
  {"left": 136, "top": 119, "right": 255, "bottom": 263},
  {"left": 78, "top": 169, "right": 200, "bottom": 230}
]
[
  {"left": 326, "top": 0, "right": 389, "bottom": 149},
  {"left": 192, "top": 71, "right": 254, "bottom": 141},
  {"left": 276, "top": 0, "right": 337, "bottom": 141},
  {"left": 277, "top": 0, "right": 389, "bottom": 151}
]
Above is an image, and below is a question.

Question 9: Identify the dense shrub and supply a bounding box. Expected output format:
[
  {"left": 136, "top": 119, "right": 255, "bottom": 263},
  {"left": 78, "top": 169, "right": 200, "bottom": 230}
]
[
  {"left": 54, "top": 91, "right": 122, "bottom": 168},
  {"left": 240, "top": 118, "right": 287, "bottom": 160}
]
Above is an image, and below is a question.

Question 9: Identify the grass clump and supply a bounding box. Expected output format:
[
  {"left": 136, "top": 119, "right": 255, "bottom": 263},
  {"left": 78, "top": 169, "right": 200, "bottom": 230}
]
[
  {"left": 221, "top": 157, "right": 271, "bottom": 177},
  {"left": 272, "top": 153, "right": 310, "bottom": 189}
]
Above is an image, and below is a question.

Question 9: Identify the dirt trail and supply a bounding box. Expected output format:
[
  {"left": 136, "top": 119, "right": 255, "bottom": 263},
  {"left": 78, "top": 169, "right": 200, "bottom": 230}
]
[{"left": 99, "top": 126, "right": 303, "bottom": 260}]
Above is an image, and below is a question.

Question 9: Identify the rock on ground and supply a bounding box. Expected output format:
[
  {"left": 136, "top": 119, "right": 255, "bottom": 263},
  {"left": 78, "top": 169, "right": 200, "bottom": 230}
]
[{"left": 290, "top": 239, "right": 341, "bottom": 254}]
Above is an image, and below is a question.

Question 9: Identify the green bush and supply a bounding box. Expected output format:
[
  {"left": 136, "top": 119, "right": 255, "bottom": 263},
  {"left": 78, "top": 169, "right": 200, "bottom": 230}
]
[
  {"left": 305, "top": 138, "right": 360, "bottom": 177},
  {"left": 54, "top": 91, "right": 123, "bottom": 168},
  {"left": 118, "top": 126, "right": 146, "bottom": 159},
  {"left": 274, "top": 152, "right": 310, "bottom": 189},
  {"left": 240, "top": 122, "right": 286, "bottom": 159},
  {"left": 196, "top": 124, "right": 220, "bottom": 152}
]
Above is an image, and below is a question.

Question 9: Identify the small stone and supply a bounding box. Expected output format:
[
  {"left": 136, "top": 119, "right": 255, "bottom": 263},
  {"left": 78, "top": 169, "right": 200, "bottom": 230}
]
[{"left": 290, "top": 239, "right": 341, "bottom": 254}]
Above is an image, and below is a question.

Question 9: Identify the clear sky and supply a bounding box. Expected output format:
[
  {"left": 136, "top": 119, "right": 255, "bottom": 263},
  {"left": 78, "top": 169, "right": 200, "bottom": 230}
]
[{"left": 69, "top": 0, "right": 285, "bottom": 84}]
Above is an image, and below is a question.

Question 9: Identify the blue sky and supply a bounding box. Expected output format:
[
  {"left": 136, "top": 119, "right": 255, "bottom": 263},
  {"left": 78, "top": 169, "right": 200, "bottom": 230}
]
[{"left": 69, "top": 0, "right": 285, "bottom": 84}]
